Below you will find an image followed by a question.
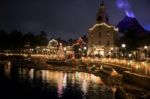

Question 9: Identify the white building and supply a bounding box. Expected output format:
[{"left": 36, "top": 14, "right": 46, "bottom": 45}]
[{"left": 88, "top": 1, "right": 118, "bottom": 57}]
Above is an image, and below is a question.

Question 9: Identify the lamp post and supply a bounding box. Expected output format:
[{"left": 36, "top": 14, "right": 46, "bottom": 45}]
[
  {"left": 83, "top": 46, "right": 87, "bottom": 57},
  {"left": 83, "top": 46, "right": 87, "bottom": 50},
  {"left": 144, "top": 46, "right": 148, "bottom": 60},
  {"left": 121, "top": 44, "right": 126, "bottom": 58}
]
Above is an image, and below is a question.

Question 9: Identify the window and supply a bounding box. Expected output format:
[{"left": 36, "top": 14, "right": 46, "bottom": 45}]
[
  {"left": 99, "top": 32, "right": 101, "bottom": 37},
  {"left": 107, "top": 33, "right": 110, "bottom": 37},
  {"left": 107, "top": 40, "right": 110, "bottom": 46},
  {"left": 97, "top": 16, "right": 102, "bottom": 22},
  {"left": 99, "top": 41, "right": 101, "bottom": 45},
  {"left": 91, "top": 33, "right": 93, "bottom": 37}
]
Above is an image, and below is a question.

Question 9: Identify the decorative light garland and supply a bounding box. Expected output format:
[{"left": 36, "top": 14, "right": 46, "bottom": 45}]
[{"left": 89, "top": 22, "right": 118, "bottom": 31}]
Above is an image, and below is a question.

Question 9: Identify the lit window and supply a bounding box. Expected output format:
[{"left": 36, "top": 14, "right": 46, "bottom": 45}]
[{"left": 107, "top": 33, "right": 110, "bottom": 37}]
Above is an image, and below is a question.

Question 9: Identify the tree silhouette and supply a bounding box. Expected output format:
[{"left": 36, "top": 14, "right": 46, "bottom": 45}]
[
  {"left": 10, "top": 30, "right": 23, "bottom": 49},
  {"left": 35, "top": 31, "right": 48, "bottom": 46}
]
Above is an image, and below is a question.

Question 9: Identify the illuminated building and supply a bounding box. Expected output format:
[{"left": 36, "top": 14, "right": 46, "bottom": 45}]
[
  {"left": 47, "top": 39, "right": 59, "bottom": 54},
  {"left": 88, "top": 0, "right": 118, "bottom": 57}
]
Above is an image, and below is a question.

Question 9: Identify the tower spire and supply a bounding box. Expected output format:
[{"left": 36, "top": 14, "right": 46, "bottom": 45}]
[
  {"left": 96, "top": 0, "right": 109, "bottom": 23},
  {"left": 101, "top": 0, "right": 104, "bottom": 6}
]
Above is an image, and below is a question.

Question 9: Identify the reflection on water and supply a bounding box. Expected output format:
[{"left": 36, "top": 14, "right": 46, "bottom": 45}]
[
  {"left": 17, "top": 68, "right": 104, "bottom": 98},
  {"left": 4, "top": 61, "right": 11, "bottom": 78},
  {"left": 1, "top": 65, "right": 114, "bottom": 99}
]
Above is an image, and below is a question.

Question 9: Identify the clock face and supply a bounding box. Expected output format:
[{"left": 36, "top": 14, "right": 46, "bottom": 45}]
[{"left": 97, "top": 16, "right": 102, "bottom": 22}]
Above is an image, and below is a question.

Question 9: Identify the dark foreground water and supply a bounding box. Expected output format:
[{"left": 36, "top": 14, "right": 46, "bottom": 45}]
[{"left": 0, "top": 63, "right": 115, "bottom": 99}]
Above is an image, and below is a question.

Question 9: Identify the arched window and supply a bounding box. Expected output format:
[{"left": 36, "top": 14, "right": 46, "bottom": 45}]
[{"left": 97, "top": 16, "right": 102, "bottom": 22}]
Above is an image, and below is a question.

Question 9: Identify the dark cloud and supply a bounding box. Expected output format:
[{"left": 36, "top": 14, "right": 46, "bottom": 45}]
[{"left": 0, "top": 0, "right": 150, "bottom": 39}]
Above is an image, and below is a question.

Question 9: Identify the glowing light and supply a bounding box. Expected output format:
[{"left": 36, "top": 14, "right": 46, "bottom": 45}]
[
  {"left": 117, "top": 0, "right": 124, "bottom": 8},
  {"left": 111, "top": 47, "right": 114, "bottom": 50},
  {"left": 94, "top": 51, "right": 98, "bottom": 55},
  {"left": 47, "top": 39, "right": 58, "bottom": 48},
  {"left": 111, "top": 69, "right": 118, "bottom": 76},
  {"left": 144, "top": 46, "right": 148, "bottom": 49},
  {"left": 29, "top": 69, "right": 34, "bottom": 80},
  {"left": 100, "top": 50, "right": 104, "bottom": 56},
  {"left": 121, "top": 44, "right": 126, "bottom": 48},
  {"left": 4, "top": 61, "right": 11, "bottom": 78},
  {"left": 79, "top": 48, "right": 82, "bottom": 51},
  {"left": 125, "top": 10, "right": 135, "bottom": 18},
  {"left": 82, "top": 80, "right": 88, "bottom": 95},
  {"left": 128, "top": 54, "right": 132, "bottom": 58},
  {"left": 63, "top": 73, "right": 67, "bottom": 89},
  {"left": 30, "top": 48, "right": 33, "bottom": 51},
  {"left": 83, "top": 46, "right": 87, "bottom": 50},
  {"left": 89, "top": 23, "right": 118, "bottom": 31}
]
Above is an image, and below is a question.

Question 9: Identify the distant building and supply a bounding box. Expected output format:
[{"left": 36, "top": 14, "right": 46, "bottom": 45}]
[
  {"left": 88, "top": 1, "right": 118, "bottom": 57},
  {"left": 47, "top": 39, "right": 59, "bottom": 54}
]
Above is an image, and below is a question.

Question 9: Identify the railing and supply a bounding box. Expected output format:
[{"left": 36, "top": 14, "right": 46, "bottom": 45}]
[{"left": 82, "top": 57, "right": 150, "bottom": 76}]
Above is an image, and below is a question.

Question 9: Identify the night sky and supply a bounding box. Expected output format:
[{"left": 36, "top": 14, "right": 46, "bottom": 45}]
[{"left": 0, "top": 0, "right": 150, "bottom": 40}]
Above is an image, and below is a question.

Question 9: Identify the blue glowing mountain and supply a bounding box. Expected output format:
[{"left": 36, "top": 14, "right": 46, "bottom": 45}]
[{"left": 117, "top": 16, "right": 148, "bottom": 37}]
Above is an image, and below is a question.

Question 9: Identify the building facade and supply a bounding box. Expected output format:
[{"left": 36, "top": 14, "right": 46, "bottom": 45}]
[{"left": 88, "top": 1, "right": 118, "bottom": 57}]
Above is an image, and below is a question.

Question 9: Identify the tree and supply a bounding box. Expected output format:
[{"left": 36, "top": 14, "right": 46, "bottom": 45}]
[
  {"left": 35, "top": 31, "right": 48, "bottom": 46},
  {"left": 81, "top": 35, "right": 88, "bottom": 44},
  {"left": 22, "top": 33, "right": 35, "bottom": 48},
  {"left": 119, "top": 29, "right": 140, "bottom": 51},
  {"left": 0, "top": 30, "right": 9, "bottom": 50},
  {"left": 10, "top": 30, "right": 23, "bottom": 49},
  {"left": 68, "top": 38, "right": 74, "bottom": 46}
]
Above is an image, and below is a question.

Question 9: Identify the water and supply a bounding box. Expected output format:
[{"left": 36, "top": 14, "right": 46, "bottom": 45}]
[{"left": 0, "top": 63, "right": 115, "bottom": 99}]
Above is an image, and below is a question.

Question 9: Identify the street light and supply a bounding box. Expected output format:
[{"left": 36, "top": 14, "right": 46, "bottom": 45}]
[
  {"left": 111, "top": 47, "right": 114, "bottom": 50},
  {"left": 83, "top": 46, "right": 87, "bottom": 57},
  {"left": 83, "top": 46, "right": 87, "bottom": 50},
  {"left": 144, "top": 46, "right": 148, "bottom": 49},
  {"left": 121, "top": 44, "right": 126, "bottom": 58},
  {"left": 121, "top": 44, "right": 126, "bottom": 48},
  {"left": 144, "top": 46, "right": 148, "bottom": 60}
]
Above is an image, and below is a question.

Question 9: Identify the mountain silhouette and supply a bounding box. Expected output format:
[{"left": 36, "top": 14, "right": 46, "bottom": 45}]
[{"left": 117, "top": 16, "right": 149, "bottom": 37}]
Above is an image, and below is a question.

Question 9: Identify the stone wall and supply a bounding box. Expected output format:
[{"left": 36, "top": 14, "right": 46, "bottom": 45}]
[
  {"left": 101, "top": 63, "right": 131, "bottom": 73},
  {"left": 123, "top": 71, "right": 150, "bottom": 90}
]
